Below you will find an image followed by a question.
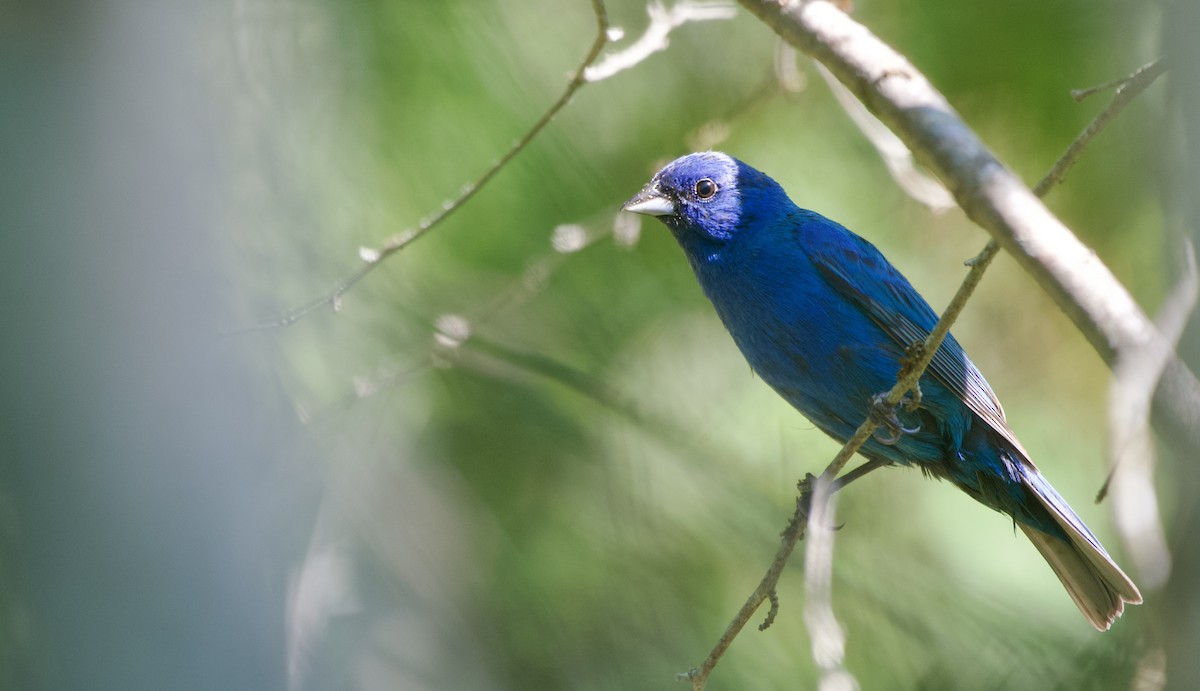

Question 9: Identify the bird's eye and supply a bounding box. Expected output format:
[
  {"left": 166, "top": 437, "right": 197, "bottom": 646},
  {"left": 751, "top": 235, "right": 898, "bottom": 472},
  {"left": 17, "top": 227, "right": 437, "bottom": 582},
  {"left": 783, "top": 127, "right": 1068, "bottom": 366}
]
[{"left": 694, "top": 178, "right": 718, "bottom": 200}]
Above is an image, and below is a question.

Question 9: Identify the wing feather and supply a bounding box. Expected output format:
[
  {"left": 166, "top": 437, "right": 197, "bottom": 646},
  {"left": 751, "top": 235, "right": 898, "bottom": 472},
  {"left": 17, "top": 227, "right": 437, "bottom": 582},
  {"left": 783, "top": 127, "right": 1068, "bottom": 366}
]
[{"left": 801, "top": 219, "right": 1032, "bottom": 462}]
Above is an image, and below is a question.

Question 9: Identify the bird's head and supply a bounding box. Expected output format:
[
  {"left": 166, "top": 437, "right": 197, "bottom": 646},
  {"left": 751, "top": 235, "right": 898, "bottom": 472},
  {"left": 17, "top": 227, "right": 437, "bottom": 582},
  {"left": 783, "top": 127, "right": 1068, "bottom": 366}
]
[{"left": 623, "top": 152, "right": 790, "bottom": 260}]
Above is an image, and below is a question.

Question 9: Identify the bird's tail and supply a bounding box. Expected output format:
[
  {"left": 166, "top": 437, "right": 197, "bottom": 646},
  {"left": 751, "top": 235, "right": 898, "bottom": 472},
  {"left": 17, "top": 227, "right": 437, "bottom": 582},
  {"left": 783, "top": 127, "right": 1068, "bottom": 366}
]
[{"left": 1020, "top": 470, "right": 1142, "bottom": 630}]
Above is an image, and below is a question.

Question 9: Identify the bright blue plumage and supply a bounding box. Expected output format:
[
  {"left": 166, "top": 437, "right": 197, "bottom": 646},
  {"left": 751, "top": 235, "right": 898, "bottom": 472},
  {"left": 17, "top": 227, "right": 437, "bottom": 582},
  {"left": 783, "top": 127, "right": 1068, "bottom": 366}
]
[{"left": 624, "top": 151, "right": 1141, "bottom": 629}]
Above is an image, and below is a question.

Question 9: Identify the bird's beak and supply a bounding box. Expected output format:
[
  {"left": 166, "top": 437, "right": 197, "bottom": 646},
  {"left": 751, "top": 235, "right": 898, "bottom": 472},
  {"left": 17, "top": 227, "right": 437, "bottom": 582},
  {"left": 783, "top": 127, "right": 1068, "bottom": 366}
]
[{"left": 623, "top": 184, "right": 675, "bottom": 217}]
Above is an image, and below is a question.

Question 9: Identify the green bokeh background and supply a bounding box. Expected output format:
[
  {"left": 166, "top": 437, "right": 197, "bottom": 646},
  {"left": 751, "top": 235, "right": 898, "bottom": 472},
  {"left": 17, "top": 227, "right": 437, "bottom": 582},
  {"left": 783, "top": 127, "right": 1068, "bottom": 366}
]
[{"left": 2, "top": 0, "right": 1197, "bottom": 689}]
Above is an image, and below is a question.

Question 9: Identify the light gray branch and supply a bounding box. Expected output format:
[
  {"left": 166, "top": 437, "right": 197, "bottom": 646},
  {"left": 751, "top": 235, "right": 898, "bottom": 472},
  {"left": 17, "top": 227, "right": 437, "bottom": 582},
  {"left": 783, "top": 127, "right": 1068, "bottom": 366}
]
[
  {"left": 584, "top": 1, "right": 736, "bottom": 82},
  {"left": 812, "top": 61, "right": 954, "bottom": 213},
  {"left": 803, "top": 476, "right": 859, "bottom": 691},
  {"left": 1105, "top": 241, "right": 1196, "bottom": 589},
  {"left": 736, "top": 0, "right": 1200, "bottom": 457}
]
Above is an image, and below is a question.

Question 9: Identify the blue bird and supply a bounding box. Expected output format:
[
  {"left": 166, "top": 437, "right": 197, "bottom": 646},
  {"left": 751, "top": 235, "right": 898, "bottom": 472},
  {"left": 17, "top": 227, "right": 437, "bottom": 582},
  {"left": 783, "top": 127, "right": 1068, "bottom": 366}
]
[{"left": 624, "top": 151, "right": 1141, "bottom": 630}]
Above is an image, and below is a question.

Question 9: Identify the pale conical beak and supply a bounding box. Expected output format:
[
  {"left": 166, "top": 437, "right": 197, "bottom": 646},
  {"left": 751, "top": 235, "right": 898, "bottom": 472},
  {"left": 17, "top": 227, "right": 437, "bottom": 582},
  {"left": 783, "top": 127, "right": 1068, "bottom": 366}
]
[{"left": 622, "top": 185, "right": 676, "bottom": 217}]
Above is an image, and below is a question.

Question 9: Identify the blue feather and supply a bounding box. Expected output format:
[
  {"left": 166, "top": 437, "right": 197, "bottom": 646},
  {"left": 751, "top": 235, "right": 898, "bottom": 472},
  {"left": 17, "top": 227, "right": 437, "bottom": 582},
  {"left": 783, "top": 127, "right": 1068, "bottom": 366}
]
[{"left": 624, "top": 151, "right": 1141, "bottom": 629}]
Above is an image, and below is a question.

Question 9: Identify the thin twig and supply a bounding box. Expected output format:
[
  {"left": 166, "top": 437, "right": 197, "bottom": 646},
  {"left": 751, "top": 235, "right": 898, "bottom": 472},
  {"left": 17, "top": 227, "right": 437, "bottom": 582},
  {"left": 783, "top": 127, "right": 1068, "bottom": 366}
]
[
  {"left": 679, "top": 465, "right": 885, "bottom": 688},
  {"left": 232, "top": 0, "right": 611, "bottom": 333},
  {"left": 677, "top": 484, "right": 813, "bottom": 690},
  {"left": 584, "top": 1, "right": 735, "bottom": 82},
  {"left": 1071, "top": 58, "right": 1166, "bottom": 102},
  {"left": 1039, "top": 58, "right": 1167, "bottom": 194},
  {"left": 682, "top": 52, "right": 1169, "bottom": 689}
]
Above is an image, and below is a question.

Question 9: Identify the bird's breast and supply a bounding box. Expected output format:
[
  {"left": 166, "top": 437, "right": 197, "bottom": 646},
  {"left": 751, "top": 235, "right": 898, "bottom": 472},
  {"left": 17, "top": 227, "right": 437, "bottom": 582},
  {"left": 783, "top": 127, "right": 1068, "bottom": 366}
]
[{"left": 691, "top": 244, "right": 912, "bottom": 433}]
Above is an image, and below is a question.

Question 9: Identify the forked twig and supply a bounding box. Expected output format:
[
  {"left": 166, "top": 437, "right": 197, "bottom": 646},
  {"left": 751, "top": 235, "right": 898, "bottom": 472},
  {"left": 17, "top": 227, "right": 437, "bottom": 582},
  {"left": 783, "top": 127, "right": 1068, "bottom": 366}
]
[
  {"left": 1071, "top": 58, "right": 1166, "bottom": 102},
  {"left": 584, "top": 1, "right": 736, "bottom": 82},
  {"left": 1040, "top": 57, "right": 1166, "bottom": 194}
]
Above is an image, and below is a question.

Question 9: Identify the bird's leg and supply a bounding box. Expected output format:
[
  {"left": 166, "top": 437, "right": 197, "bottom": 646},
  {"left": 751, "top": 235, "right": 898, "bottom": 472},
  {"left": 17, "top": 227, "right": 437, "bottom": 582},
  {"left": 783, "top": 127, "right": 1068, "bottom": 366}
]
[
  {"left": 869, "top": 392, "right": 921, "bottom": 445},
  {"left": 902, "top": 341, "right": 925, "bottom": 358}
]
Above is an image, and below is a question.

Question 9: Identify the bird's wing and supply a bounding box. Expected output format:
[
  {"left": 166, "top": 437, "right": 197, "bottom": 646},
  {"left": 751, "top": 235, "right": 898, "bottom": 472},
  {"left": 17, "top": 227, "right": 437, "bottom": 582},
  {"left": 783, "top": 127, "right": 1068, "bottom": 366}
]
[{"left": 801, "top": 217, "right": 1032, "bottom": 461}]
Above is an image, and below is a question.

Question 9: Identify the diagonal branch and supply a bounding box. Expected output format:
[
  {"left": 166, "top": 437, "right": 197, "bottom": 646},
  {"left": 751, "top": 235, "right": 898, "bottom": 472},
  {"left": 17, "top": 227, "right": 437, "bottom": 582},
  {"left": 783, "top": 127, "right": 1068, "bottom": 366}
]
[
  {"left": 233, "top": 0, "right": 612, "bottom": 333},
  {"left": 736, "top": 0, "right": 1200, "bottom": 468}
]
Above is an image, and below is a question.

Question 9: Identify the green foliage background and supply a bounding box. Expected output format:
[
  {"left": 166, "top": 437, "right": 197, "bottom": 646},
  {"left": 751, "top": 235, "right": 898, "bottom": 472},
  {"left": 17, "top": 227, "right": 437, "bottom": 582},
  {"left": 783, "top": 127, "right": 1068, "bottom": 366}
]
[{"left": 2, "top": 0, "right": 1195, "bottom": 689}]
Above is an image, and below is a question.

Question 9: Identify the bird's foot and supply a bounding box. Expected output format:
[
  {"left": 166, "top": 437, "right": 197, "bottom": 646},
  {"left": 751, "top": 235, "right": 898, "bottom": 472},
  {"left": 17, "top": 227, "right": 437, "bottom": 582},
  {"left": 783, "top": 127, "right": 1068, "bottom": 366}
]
[
  {"left": 896, "top": 343, "right": 926, "bottom": 411},
  {"left": 869, "top": 392, "right": 921, "bottom": 445},
  {"left": 903, "top": 381, "right": 922, "bottom": 412},
  {"left": 902, "top": 341, "right": 925, "bottom": 362}
]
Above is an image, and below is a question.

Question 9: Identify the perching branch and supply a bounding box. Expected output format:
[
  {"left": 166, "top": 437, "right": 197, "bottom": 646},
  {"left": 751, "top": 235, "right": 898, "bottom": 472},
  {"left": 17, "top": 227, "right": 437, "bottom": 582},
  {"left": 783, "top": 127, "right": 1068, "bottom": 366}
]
[
  {"left": 233, "top": 0, "right": 612, "bottom": 333},
  {"left": 682, "top": 24, "right": 1173, "bottom": 691}
]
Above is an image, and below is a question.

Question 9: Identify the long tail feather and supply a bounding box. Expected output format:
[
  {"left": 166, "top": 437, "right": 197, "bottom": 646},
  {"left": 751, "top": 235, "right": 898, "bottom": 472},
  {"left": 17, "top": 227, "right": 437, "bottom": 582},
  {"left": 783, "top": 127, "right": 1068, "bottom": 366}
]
[{"left": 1020, "top": 471, "right": 1142, "bottom": 630}]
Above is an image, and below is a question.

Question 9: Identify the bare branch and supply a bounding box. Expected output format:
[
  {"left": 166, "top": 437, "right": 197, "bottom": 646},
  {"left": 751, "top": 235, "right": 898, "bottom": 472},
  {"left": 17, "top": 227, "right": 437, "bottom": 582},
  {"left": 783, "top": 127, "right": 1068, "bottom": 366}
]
[
  {"left": 233, "top": 0, "right": 612, "bottom": 333},
  {"left": 736, "top": 0, "right": 1152, "bottom": 359},
  {"left": 677, "top": 481, "right": 811, "bottom": 690},
  {"left": 679, "top": 461, "right": 886, "bottom": 689},
  {"left": 1072, "top": 58, "right": 1166, "bottom": 102},
  {"left": 585, "top": 1, "right": 736, "bottom": 82},
  {"left": 803, "top": 476, "right": 859, "bottom": 691},
  {"left": 1102, "top": 241, "right": 1197, "bottom": 589},
  {"left": 1039, "top": 58, "right": 1167, "bottom": 194},
  {"left": 735, "top": 0, "right": 1200, "bottom": 479}
]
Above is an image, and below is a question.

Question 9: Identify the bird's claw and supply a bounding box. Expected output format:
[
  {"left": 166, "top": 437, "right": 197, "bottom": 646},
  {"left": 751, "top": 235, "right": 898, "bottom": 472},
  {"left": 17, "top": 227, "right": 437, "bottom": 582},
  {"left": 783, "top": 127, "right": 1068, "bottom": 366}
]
[
  {"left": 904, "top": 381, "right": 922, "bottom": 412},
  {"left": 869, "top": 393, "right": 921, "bottom": 445},
  {"left": 896, "top": 343, "right": 926, "bottom": 412},
  {"left": 903, "top": 341, "right": 925, "bottom": 361}
]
